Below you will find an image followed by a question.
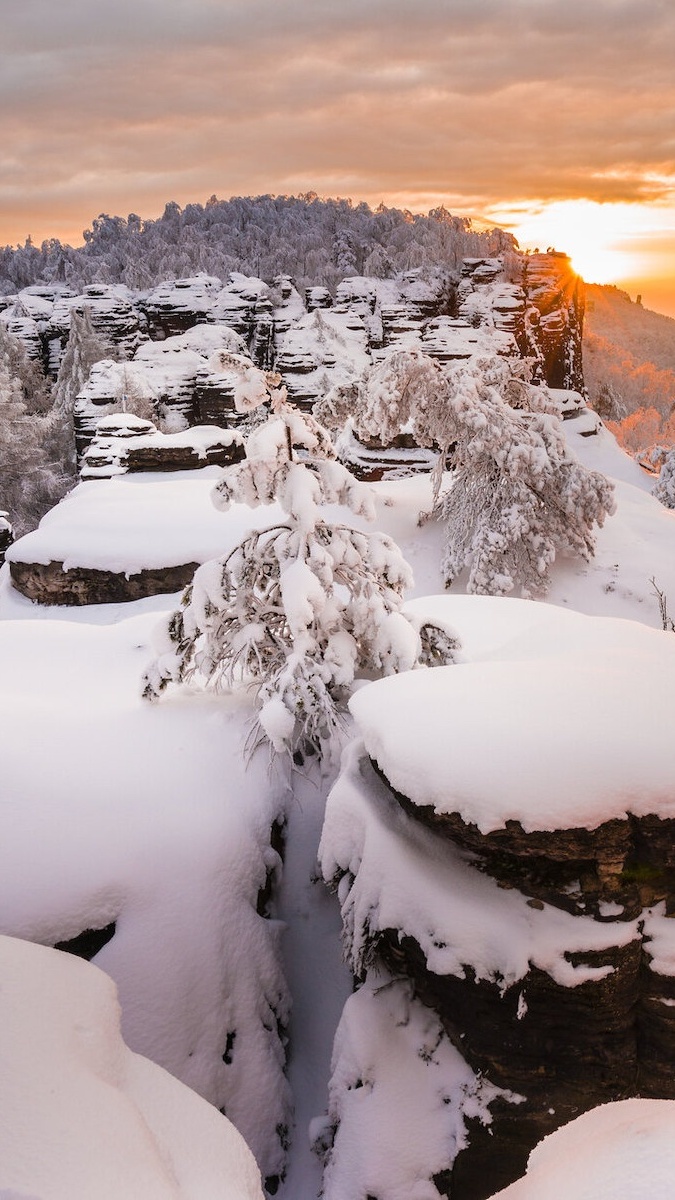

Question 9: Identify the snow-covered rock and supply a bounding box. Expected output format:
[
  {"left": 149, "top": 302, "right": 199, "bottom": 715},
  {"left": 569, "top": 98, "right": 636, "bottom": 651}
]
[
  {"left": 320, "top": 598, "right": 675, "bottom": 1195},
  {"left": 487, "top": 1099, "right": 675, "bottom": 1200},
  {"left": 81, "top": 417, "right": 245, "bottom": 480},
  {"left": 0, "top": 614, "right": 291, "bottom": 1181}
]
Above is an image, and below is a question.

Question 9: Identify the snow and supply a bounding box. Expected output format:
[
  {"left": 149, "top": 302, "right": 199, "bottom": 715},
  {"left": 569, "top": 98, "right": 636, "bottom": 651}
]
[
  {"left": 319, "top": 742, "right": 638, "bottom": 990},
  {"left": 6, "top": 470, "right": 278, "bottom": 574},
  {"left": 487, "top": 1099, "right": 675, "bottom": 1200},
  {"left": 321, "top": 966, "right": 520, "bottom": 1200},
  {"left": 349, "top": 597, "right": 675, "bottom": 834},
  {"left": 6, "top": 349, "right": 675, "bottom": 1198},
  {"left": 0, "top": 935, "right": 264, "bottom": 1200},
  {"left": 0, "top": 613, "right": 290, "bottom": 1179}
]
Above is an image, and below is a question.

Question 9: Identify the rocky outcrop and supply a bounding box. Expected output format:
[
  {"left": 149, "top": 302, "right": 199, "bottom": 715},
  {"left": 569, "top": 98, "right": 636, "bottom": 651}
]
[
  {"left": 519, "top": 252, "right": 586, "bottom": 392},
  {"left": 140, "top": 275, "right": 222, "bottom": 340},
  {"left": 9, "top": 558, "right": 199, "bottom": 606},
  {"left": 80, "top": 415, "right": 245, "bottom": 479},
  {"left": 73, "top": 325, "right": 249, "bottom": 459},
  {"left": 458, "top": 253, "right": 586, "bottom": 392},
  {"left": 320, "top": 602, "right": 675, "bottom": 1200},
  {"left": 47, "top": 284, "right": 146, "bottom": 370},
  {"left": 324, "top": 749, "right": 675, "bottom": 1200}
]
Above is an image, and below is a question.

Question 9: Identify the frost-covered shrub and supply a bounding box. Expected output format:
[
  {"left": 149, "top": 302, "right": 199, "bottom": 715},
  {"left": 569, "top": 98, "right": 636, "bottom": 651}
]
[
  {"left": 143, "top": 380, "right": 453, "bottom": 761},
  {"left": 654, "top": 449, "right": 675, "bottom": 509}
]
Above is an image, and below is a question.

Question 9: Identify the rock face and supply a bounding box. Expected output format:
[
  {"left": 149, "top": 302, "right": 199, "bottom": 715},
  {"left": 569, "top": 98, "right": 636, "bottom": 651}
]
[
  {"left": 320, "top": 601, "right": 675, "bottom": 1200},
  {"left": 520, "top": 252, "right": 586, "bottom": 391},
  {"left": 458, "top": 253, "right": 586, "bottom": 392},
  {"left": 80, "top": 415, "right": 245, "bottom": 479},
  {"left": 73, "top": 324, "right": 249, "bottom": 459},
  {"left": 377, "top": 773, "right": 675, "bottom": 1196},
  {"left": 3, "top": 255, "right": 585, "bottom": 397},
  {"left": 324, "top": 751, "right": 675, "bottom": 1200},
  {"left": 9, "top": 558, "right": 200, "bottom": 606}
]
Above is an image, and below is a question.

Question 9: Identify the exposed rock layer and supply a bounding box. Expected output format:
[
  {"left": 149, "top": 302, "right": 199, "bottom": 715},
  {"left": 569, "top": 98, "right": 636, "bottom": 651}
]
[{"left": 10, "top": 559, "right": 198, "bottom": 605}]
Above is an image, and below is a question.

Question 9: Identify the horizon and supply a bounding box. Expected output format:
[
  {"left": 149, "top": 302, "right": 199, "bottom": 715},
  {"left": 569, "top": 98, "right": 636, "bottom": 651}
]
[{"left": 2, "top": 1, "right": 675, "bottom": 318}]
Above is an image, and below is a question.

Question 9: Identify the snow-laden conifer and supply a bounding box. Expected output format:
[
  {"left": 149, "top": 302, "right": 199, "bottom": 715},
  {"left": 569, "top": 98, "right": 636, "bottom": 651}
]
[
  {"left": 143, "top": 359, "right": 452, "bottom": 760},
  {"left": 349, "top": 349, "right": 615, "bottom": 597},
  {"left": 653, "top": 450, "right": 675, "bottom": 510}
]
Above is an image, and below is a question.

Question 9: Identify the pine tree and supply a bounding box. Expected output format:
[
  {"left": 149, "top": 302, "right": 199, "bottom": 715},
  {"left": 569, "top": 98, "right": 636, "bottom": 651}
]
[
  {"left": 143, "top": 373, "right": 454, "bottom": 762},
  {"left": 0, "top": 339, "right": 69, "bottom": 535}
]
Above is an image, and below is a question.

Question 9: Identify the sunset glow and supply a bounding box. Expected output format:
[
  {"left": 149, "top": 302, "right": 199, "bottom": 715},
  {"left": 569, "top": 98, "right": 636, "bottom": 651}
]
[
  {"left": 487, "top": 198, "right": 675, "bottom": 310},
  {"left": 1, "top": 1, "right": 674, "bottom": 314}
]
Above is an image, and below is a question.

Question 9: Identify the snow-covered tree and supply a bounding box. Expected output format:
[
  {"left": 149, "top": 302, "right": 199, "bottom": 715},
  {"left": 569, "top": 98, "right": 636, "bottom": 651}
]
[
  {"left": 51, "top": 305, "right": 115, "bottom": 467},
  {"left": 0, "top": 321, "right": 51, "bottom": 415},
  {"left": 654, "top": 450, "right": 675, "bottom": 509},
  {"left": 143, "top": 371, "right": 453, "bottom": 761},
  {"left": 0, "top": 342, "right": 69, "bottom": 534},
  {"left": 348, "top": 349, "right": 615, "bottom": 598},
  {"left": 437, "top": 356, "right": 615, "bottom": 596},
  {"left": 0, "top": 510, "right": 13, "bottom": 563},
  {"left": 53, "top": 305, "right": 115, "bottom": 415}
]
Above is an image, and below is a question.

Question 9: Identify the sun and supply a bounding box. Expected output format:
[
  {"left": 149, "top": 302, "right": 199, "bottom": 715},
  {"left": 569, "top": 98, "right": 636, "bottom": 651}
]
[
  {"left": 566, "top": 242, "right": 628, "bottom": 285},
  {"left": 489, "top": 199, "right": 646, "bottom": 286}
]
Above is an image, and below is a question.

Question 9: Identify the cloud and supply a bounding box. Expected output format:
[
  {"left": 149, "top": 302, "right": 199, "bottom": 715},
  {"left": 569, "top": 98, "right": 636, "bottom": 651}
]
[{"left": 1, "top": 0, "right": 674, "bottom": 245}]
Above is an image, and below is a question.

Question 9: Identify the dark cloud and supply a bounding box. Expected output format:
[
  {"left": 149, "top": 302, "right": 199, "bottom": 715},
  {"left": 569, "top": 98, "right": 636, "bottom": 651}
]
[{"left": 1, "top": 0, "right": 674, "bottom": 246}]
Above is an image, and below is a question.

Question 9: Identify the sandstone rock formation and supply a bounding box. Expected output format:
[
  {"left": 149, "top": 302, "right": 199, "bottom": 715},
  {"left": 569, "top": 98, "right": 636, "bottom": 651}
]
[
  {"left": 9, "top": 558, "right": 200, "bottom": 606},
  {"left": 80, "top": 415, "right": 245, "bottom": 479},
  {"left": 320, "top": 599, "right": 675, "bottom": 1200}
]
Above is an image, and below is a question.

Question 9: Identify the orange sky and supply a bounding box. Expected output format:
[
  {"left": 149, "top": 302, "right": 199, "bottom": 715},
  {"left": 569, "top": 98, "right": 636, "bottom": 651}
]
[{"left": 2, "top": 1, "right": 675, "bottom": 316}]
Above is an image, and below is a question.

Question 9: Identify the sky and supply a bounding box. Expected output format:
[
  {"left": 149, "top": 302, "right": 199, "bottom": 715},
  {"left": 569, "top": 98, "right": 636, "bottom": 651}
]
[{"left": 2, "top": 0, "right": 675, "bottom": 315}]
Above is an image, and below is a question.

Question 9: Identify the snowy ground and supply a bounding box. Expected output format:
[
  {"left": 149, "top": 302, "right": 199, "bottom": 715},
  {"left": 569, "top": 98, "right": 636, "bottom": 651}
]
[
  {"left": 0, "top": 935, "right": 264, "bottom": 1200},
  {"left": 3, "top": 410, "right": 675, "bottom": 1197}
]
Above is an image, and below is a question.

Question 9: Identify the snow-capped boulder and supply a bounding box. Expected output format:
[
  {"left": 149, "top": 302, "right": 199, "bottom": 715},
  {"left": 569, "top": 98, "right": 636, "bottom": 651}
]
[
  {"left": 5, "top": 470, "right": 251, "bottom": 605},
  {"left": 320, "top": 597, "right": 675, "bottom": 1197},
  {"left": 486, "top": 1099, "right": 675, "bottom": 1200},
  {"left": 81, "top": 418, "right": 245, "bottom": 479},
  {"left": 0, "top": 935, "right": 264, "bottom": 1200}
]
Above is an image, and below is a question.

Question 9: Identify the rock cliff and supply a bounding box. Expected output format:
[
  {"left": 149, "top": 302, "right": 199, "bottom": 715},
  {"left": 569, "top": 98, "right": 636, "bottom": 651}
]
[{"left": 320, "top": 599, "right": 675, "bottom": 1200}]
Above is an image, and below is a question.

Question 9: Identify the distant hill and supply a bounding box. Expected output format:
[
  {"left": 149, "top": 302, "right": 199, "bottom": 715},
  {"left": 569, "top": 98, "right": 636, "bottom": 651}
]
[
  {"left": 585, "top": 285, "right": 675, "bottom": 372},
  {"left": 0, "top": 194, "right": 516, "bottom": 297},
  {"left": 583, "top": 284, "right": 675, "bottom": 456}
]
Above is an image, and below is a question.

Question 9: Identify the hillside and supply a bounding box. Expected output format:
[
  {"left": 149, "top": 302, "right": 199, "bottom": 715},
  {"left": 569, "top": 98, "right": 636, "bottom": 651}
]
[
  {"left": 586, "top": 285, "right": 675, "bottom": 373},
  {"left": 3, "top": 219, "right": 675, "bottom": 1196},
  {"left": 583, "top": 284, "right": 675, "bottom": 454}
]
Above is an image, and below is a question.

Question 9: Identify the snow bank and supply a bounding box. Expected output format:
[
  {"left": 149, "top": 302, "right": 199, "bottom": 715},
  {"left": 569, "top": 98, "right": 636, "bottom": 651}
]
[
  {"left": 351, "top": 596, "right": 675, "bottom": 834},
  {"left": 319, "top": 742, "right": 637, "bottom": 989},
  {"left": 0, "top": 613, "right": 290, "bottom": 1178},
  {"left": 488, "top": 1099, "right": 675, "bottom": 1200},
  {"left": 6, "top": 471, "right": 279, "bottom": 574},
  {"left": 0, "top": 935, "right": 263, "bottom": 1200},
  {"left": 320, "top": 967, "right": 520, "bottom": 1200}
]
